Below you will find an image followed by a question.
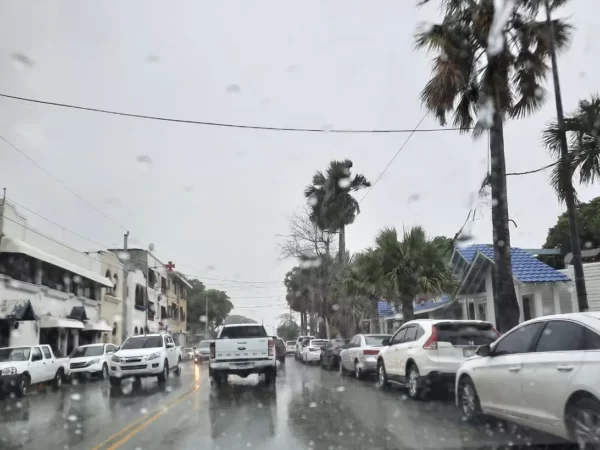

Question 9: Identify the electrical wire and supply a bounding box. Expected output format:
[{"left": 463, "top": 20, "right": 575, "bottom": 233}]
[
  {"left": 0, "top": 133, "right": 129, "bottom": 232},
  {"left": 0, "top": 92, "right": 468, "bottom": 134},
  {"left": 359, "top": 114, "right": 427, "bottom": 203}
]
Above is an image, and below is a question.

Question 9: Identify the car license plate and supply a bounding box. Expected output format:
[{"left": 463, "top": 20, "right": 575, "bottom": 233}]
[
  {"left": 233, "top": 362, "right": 253, "bottom": 368},
  {"left": 463, "top": 347, "right": 476, "bottom": 357}
]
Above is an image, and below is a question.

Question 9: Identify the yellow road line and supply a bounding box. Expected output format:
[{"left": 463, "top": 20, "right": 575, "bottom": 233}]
[{"left": 92, "top": 384, "right": 199, "bottom": 450}]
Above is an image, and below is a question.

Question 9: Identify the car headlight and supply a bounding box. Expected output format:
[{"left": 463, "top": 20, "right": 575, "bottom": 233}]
[
  {"left": 85, "top": 359, "right": 100, "bottom": 367},
  {"left": 147, "top": 352, "right": 160, "bottom": 361},
  {"left": 111, "top": 355, "right": 121, "bottom": 363},
  {"left": 1, "top": 367, "right": 17, "bottom": 376}
]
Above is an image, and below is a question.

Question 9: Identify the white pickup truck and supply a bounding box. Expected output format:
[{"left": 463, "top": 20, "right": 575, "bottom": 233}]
[
  {"left": 0, "top": 344, "right": 70, "bottom": 397},
  {"left": 208, "top": 323, "right": 277, "bottom": 386}
]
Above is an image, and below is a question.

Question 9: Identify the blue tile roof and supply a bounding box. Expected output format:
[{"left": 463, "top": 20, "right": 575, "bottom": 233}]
[
  {"left": 377, "top": 296, "right": 451, "bottom": 318},
  {"left": 456, "top": 244, "right": 569, "bottom": 283}
]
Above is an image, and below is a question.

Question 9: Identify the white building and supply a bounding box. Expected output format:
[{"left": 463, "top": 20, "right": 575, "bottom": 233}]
[{"left": 0, "top": 201, "right": 112, "bottom": 355}]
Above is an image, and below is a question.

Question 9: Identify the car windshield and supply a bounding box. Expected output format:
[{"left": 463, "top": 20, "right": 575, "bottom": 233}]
[
  {"left": 364, "top": 335, "right": 391, "bottom": 346},
  {"left": 0, "top": 347, "right": 31, "bottom": 362},
  {"left": 70, "top": 346, "right": 104, "bottom": 358},
  {"left": 198, "top": 341, "right": 211, "bottom": 348},
  {"left": 286, "top": 341, "right": 295, "bottom": 345},
  {"left": 436, "top": 322, "right": 499, "bottom": 346},
  {"left": 121, "top": 336, "right": 163, "bottom": 349},
  {"left": 310, "top": 340, "right": 329, "bottom": 347},
  {"left": 219, "top": 326, "right": 267, "bottom": 339}
]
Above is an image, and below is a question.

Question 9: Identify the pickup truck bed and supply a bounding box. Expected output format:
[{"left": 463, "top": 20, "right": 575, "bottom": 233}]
[{"left": 209, "top": 324, "right": 277, "bottom": 385}]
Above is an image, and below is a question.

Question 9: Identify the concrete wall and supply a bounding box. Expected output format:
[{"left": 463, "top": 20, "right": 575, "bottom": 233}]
[{"left": 560, "top": 263, "right": 600, "bottom": 312}]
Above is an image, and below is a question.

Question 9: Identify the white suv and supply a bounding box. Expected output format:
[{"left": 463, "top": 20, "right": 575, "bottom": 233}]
[
  {"left": 109, "top": 333, "right": 181, "bottom": 386},
  {"left": 376, "top": 319, "right": 499, "bottom": 400}
]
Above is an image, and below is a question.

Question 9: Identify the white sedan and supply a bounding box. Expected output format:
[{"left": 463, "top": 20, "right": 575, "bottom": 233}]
[
  {"left": 69, "top": 343, "right": 118, "bottom": 380},
  {"left": 300, "top": 339, "right": 330, "bottom": 364},
  {"left": 456, "top": 312, "right": 600, "bottom": 447}
]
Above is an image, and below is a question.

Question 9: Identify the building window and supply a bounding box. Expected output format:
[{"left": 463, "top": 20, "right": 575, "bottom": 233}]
[
  {"left": 112, "top": 322, "right": 117, "bottom": 336},
  {"left": 134, "top": 326, "right": 138, "bottom": 335},
  {"left": 135, "top": 285, "right": 145, "bottom": 308},
  {"left": 148, "top": 270, "right": 157, "bottom": 287},
  {"left": 105, "top": 270, "right": 113, "bottom": 295},
  {"left": 113, "top": 273, "right": 119, "bottom": 295},
  {"left": 161, "top": 277, "right": 167, "bottom": 294}
]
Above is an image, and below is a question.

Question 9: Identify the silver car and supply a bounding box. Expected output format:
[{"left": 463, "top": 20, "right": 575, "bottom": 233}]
[
  {"left": 194, "top": 340, "right": 212, "bottom": 363},
  {"left": 338, "top": 334, "right": 391, "bottom": 379}
]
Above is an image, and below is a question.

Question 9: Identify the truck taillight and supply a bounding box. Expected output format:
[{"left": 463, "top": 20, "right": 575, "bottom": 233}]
[
  {"left": 363, "top": 349, "right": 379, "bottom": 356},
  {"left": 423, "top": 326, "right": 438, "bottom": 350},
  {"left": 209, "top": 342, "right": 215, "bottom": 359},
  {"left": 268, "top": 339, "right": 274, "bottom": 356}
]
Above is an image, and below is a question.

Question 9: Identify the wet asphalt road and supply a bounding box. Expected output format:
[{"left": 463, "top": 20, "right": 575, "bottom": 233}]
[{"left": 0, "top": 359, "right": 569, "bottom": 450}]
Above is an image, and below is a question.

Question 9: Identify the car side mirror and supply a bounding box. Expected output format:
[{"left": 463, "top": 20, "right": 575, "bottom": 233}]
[
  {"left": 476, "top": 344, "right": 491, "bottom": 357},
  {"left": 381, "top": 339, "right": 390, "bottom": 346}
]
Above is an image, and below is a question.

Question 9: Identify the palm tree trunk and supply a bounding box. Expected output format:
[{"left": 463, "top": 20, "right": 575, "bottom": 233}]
[
  {"left": 489, "top": 112, "right": 520, "bottom": 332},
  {"left": 400, "top": 295, "right": 414, "bottom": 323},
  {"left": 338, "top": 225, "right": 345, "bottom": 263},
  {"left": 544, "top": 0, "right": 588, "bottom": 312}
]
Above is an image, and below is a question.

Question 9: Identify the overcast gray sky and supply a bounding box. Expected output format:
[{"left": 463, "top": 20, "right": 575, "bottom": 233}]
[{"left": 0, "top": 0, "right": 598, "bottom": 332}]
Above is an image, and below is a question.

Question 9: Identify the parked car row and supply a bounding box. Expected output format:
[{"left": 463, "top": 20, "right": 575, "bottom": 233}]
[
  {"left": 298, "top": 313, "right": 600, "bottom": 447},
  {"left": 0, "top": 332, "right": 185, "bottom": 397}
]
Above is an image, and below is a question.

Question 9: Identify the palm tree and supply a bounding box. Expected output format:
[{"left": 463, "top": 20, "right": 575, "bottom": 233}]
[
  {"left": 304, "top": 160, "right": 371, "bottom": 263},
  {"left": 543, "top": 95, "right": 600, "bottom": 202},
  {"left": 372, "top": 227, "right": 456, "bottom": 322},
  {"left": 415, "top": 0, "right": 572, "bottom": 331}
]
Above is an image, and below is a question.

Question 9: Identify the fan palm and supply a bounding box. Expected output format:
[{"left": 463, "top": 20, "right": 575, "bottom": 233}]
[
  {"left": 372, "top": 227, "right": 456, "bottom": 322},
  {"left": 414, "top": 0, "right": 572, "bottom": 331},
  {"left": 542, "top": 94, "right": 600, "bottom": 202},
  {"left": 304, "top": 160, "right": 371, "bottom": 263}
]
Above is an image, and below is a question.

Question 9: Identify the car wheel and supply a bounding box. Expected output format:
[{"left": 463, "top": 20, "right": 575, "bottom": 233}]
[
  {"left": 157, "top": 360, "right": 169, "bottom": 383},
  {"left": 566, "top": 395, "right": 600, "bottom": 447},
  {"left": 264, "top": 367, "right": 277, "bottom": 385},
  {"left": 52, "top": 370, "right": 64, "bottom": 390},
  {"left": 458, "top": 376, "right": 482, "bottom": 422},
  {"left": 174, "top": 358, "right": 182, "bottom": 376},
  {"left": 354, "top": 360, "right": 363, "bottom": 380},
  {"left": 377, "top": 360, "right": 388, "bottom": 388},
  {"left": 339, "top": 359, "right": 346, "bottom": 376},
  {"left": 100, "top": 364, "right": 109, "bottom": 381},
  {"left": 109, "top": 376, "right": 121, "bottom": 387},
  {"left": 212, "top": 372, "right": 226, "bottom": 387},
  {"left": 16, "top": 374, "right": 30, "bottom": 397},
  {"left": 406, "top": 364, "right": 423, "bottom": 400}
]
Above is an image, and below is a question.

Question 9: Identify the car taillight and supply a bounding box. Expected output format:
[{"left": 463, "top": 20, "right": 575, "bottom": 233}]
[
  {"left": 363, "top": 349, "right": 379, "bottom": 356},
  {"left": 268, "top": 339, "right": 274, "bottom": 356},
  {"left": 209, "top": 342, "right": 215, "bottom": 359},
  {"left": 423, "top": 326, "right": 438, "bottom": 350}
]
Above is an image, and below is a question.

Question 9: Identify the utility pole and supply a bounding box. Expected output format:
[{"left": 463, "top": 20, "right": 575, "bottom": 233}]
[
  {"left": 120, "top": 231, "right": 129, "bottom": 343},
  {"left": 544, "top": 0, "right": 588, "bottom": 312},
  {"left": 204, "top": 294, "right": 209, "bottom": 339}
]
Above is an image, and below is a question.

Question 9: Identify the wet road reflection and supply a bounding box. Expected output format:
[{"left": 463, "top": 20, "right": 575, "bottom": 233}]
[{"left": 0, "top": 360, "right": 569, "bottom": 449}]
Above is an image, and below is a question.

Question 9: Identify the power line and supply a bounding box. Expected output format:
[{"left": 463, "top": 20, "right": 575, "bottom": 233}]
[
  {"left": 0, "top": 92, "right": 469, "bottom": 134},
  {"left": 507, "top": 161, "right": 558, "bottom": 176},
  {"left": 5, "top": 197, "right": 113, "bottom": 251},
  {"left": 232, "top": 303, "right": 288, "bottom": 309},
  {"left": 359, "top": 114, "right": 427, "bottom": 203},
  {"left": 0, "top": 133, "right": 129, "bottom": 232}
]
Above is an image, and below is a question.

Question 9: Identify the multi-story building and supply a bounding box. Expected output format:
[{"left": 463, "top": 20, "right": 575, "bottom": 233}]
[
  {"left": 0, "top": 201, "right": 113, "bottom": 354},
  {"left": 107, "top": 249, "right": 190, "bottom": 345},
  {"left": 167, "top": 267, "right": 190, "bottom": 347}
]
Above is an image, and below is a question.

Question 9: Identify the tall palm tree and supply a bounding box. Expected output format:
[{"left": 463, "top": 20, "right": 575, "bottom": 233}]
[
  {"left": 373, "top": 227, "right": 456, "bottom": 322},
  {"left": 415, "top": 0, "right": 572, "bottom": 331},
  {"left": 304, "top": 160, "right": 371, "bottom": 263},
  {"left": 543, "top": 94, "right": 600, "bottom": 202}
]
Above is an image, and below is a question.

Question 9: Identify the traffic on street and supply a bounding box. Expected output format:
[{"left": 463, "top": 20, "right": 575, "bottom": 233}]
[{"left": 0, "top": 355, "right": 571, "bottom": 450}]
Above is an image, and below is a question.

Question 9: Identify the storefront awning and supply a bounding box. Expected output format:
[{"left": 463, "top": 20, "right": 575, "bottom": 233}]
[
  {"left": 0, "top": 237, "right": 113, "bottom": 288},
  {"left": 0, "top": 299, "right": 37, "bottom": 320},
  {"left": 83, "top": 320, "right": 112, "bottom": 332},
  {"left": 40, "top": 315, "right": 84, "bottom": 329},
  {"left": 68, "top": 306, "right": 89, "bottom": 322}
]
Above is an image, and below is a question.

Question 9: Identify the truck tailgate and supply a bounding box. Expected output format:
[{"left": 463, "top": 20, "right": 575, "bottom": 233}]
[{"left": 215, "top": 338, "right": 270, "bottom": 361}]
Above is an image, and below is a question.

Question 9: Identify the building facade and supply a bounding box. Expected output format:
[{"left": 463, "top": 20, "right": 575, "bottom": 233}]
[{"left": 0, "top": 201, "right": 112, "bottom": 354}]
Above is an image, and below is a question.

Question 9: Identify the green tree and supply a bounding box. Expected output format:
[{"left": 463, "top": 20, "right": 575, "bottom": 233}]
[
  {"left": 541, "top": 196, "right": 600, "bottom": 269},
  {"left": 542, "top": 94, "right": 600, "bottom": 202},
  {"left": 304, "top": 160, "right": 371, "bottom": 263},
  {"left": 276, "top": 314, "right": 301, "bottom": 341},
  {"left": 372, "top": 227, "right": 457, "bottom": 323},
  {"left": 186, "top": 278, "right": 233, "bottom": 336},
  {"left": 415, "top": 0, "right": 571, "bottom": 332}
]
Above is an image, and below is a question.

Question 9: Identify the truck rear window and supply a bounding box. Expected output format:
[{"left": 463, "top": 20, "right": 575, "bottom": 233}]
[
  {"left": 220, "top": 326, "right": 267, "bottom": 339},
  {"left": 436, "top": 322, "right": 498, "bottom": 346}
]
